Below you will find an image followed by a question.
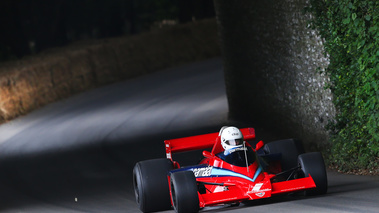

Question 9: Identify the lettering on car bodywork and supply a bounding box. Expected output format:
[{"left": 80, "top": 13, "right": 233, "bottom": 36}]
[
  {"left": 248, "top": 182, "right": 271, "bottom": 195},
  {"left": 252, "top": 183, "right": 263, "bottom": 192},
  {"left": 193, "top": 166, "right": 213, "bottom": 177},
  {"left": 224, "top": 147, "right": 248, "bottom": 155}
]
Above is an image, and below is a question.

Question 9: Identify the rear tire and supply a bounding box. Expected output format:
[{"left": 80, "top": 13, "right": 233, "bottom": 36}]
[
  {"left": 133, "top": 158, "right": 173, "bottom": 212},
  {"left": 263, "top": 139, "right": 304, "bottom": 171},
  {"left": 170, "top": 171, "right": 199, "bottom": 213},
  {"left": 298, "top": 152, "right": 328, "bottom": 195}
]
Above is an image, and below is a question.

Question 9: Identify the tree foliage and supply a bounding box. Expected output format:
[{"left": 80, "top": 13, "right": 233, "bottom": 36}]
[
  {"left": 308, "top": 0, "right": 378, "bottom": 173},
  {"left": 0, "top": 0, "right": 215, "bottom": 62}
]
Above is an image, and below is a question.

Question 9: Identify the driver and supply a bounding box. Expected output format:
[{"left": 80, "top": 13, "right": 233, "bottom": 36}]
[
  {"left": 219, "top": 126, "right": 244, "bottom": 155},
  {"left": 217, "top": 126, "right": 256, "bottom": 167}
]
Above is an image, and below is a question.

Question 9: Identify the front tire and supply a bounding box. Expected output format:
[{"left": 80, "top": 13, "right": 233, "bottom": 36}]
[
  {"left": 298, "top": 152, "right": 328, "bottom": 195},
  {"left": 170, "top": 171, "right": 199, "bottom": 213},
  {"left": 133, "top": 158, "right": 173, "bottom": 212}
]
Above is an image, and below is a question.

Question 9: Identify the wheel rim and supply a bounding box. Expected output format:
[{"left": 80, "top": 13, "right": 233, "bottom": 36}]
[
  {"left": 133, "top": 172, "right": 140, "bottom": 204},
  {"left": 171, "top": 181, "right": 177, "bottom": 209}
]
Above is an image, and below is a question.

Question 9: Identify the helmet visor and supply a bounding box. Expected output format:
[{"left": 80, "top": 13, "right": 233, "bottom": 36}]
[{"left": 225, "top": 139, "right": 243, "bottom": 146}]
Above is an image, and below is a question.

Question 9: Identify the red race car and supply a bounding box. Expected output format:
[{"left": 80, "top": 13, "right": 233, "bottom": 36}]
[{"left": 133, "top": 126, "right": 327, "bottom": 213}]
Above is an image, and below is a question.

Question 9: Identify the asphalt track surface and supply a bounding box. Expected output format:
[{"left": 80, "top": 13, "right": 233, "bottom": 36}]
[{"left": 0, "top": 58, "right": 377, "bottom": 212}]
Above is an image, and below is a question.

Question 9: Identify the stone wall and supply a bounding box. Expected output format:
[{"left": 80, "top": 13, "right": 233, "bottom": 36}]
[
  {"left": 214, "top": 0, "right": 335, "bottom": 149},
  {"left": 0, "top": 19, "right": 220, "bottom": 123}
]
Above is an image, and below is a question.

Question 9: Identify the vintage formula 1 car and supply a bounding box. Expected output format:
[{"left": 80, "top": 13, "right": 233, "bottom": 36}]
[{"left": 133, "top": 127, "right": 327, "bottom": 213}]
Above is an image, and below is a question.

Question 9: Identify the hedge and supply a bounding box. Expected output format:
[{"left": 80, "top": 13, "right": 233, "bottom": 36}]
[{"left": 307, "top": 0, "right": 378, "bottom": 173}]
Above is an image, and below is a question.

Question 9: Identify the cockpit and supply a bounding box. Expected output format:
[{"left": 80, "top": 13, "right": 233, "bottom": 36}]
[{"left": 217, "top": 146, "right": 257, "bottom": 167}]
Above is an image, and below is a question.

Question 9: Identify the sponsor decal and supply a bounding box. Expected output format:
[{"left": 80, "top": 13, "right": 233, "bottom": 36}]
[
  {"left": 224, "top": 147, "right": 247, "bottom": 155},
  {"left": 247, "top": 182, "right": 271, "bottom": 194},
  {"left": 252, "top": 183, "right": 263, "bottom": 192},
  {"left": 193, "top": 166, "right": 212, "bottom": 177},
  {"left": 255, "top": 192, "right": 265, "bottom": 197},
  {"left": 213, "top": 186, "right": 228, "bottom": 192}
]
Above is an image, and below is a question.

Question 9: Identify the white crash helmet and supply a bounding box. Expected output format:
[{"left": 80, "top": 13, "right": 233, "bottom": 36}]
[{"left": 219, "top": 126, "right": 244, "bottom": 150}]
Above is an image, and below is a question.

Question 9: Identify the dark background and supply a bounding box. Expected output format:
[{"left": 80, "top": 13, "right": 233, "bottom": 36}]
[{"left": 0, "top": 0, "right": 215, "bottom": 61}]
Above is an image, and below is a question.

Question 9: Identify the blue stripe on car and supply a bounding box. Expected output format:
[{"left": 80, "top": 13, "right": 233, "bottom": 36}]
[
  {"left": 211, "top": 167, "right": 262, "bottom": 182},
  {"left": 170, "top": 165, "right": 263, "bottom": 183},
  {"left": 252, "top": 166, "right": 262, "bottom": 182}
]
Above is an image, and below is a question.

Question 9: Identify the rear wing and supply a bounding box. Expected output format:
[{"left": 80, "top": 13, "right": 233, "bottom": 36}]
[{"left": 164, "top": 128, "right": 255, "bottom": 160}]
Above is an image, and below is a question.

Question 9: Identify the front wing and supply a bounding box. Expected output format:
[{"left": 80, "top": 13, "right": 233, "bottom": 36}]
[{"left": 195, "top": 173, "right": 316, "bottom": 207}]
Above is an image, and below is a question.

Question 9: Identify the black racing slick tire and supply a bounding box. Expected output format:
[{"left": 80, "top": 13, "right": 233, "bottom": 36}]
[
  {"left": 263, "top": 138, "right": 305, "bottom": 171},
  {"left": 170, "top": 171, "right": 199, "bottom": 213},
  {"left": 298, "top": 152, "right": 328, "bottom": 195},
  {"left": 133, "top": 158, "right": 173, "bottom": 212}
]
